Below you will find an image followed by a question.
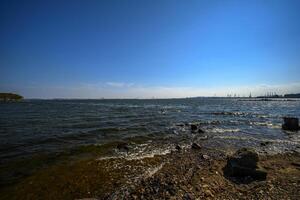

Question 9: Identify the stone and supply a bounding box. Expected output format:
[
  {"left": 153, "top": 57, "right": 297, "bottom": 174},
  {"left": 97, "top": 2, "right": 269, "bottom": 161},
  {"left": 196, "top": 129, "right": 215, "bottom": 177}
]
[
  {"left": 199, "top": 136, "right": 208, "bottom": 140},
  {"left": 229, "top": 148, "right": 258, "bottom": 168},
  {"left": 204, "top": 189, "right": 214, "bottom": 197},
  {"left": 191, "top": 143, "right": 201, "bottom": 150},
  {"left": 282, "top": 117, "right": 299, "bottom": 131},
  {"left": 224, "top": 148, "right": 267, "bottom": 181},
  {"left": 183, "top": 193, "right": 194, "bottom": 200},
  {"left": 198, "top": 128, "right": 205, "bottom": 133},
  {"left": 260, "top": 141, "right": 271, "bottom": 146},
  {"left": 227, "top": 163, "right": 267, "bottom": 180},
  {"left": 175, "top": 145, "right": 182, "bottom": 151},
  {"left": 116, "top": 142, "right": 129, "bottom": 152},
  {"left": 176, "top": 123, "right": 185, "bottom": 127},
  {"left": 190, "top": 124, "right": 198, "bottom": 131}
]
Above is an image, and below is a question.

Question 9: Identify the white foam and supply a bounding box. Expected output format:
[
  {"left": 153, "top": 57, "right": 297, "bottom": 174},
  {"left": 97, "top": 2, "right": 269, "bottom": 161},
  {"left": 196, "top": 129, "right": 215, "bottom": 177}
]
[{"left": 211, "top": 128, "right": 240, "bottom": 133}]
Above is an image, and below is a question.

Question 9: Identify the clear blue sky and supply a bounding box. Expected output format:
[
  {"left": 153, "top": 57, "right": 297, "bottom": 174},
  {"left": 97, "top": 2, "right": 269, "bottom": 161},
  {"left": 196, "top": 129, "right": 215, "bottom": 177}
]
[{"left": 1, "top": 0, "right": 300, "bottom": 98}]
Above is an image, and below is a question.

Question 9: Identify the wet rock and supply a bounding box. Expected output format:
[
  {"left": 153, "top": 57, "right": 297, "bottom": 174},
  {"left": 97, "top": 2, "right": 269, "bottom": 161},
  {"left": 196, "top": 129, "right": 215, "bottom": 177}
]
[
  {"left": 175, "top": 145, "right": 182, "bottom": 151},
  {"left": 191, "top": 143, "right": 201, "bottom": 150},
  {"left": 198, "top": 128, "right": 205, "bottom": 133},
  {"left": 183, "top": 193, "right": 194, "bottom": 200},
  {"left": 224, "top": 148, "right": 267, "bottom": 181},
  {"left": 160, "top": 109, "right": 167, "bottom": 114},
  {"left": 229, "top": 148, "right": 258, "bottom": 168},
  {"left": 260, "top": 141, "right": 272, "bottom": 146},
  {"left": 176, "top": 123, "right": 185, "bottom": 127},
  {"left": 116, "top": 142, "right": 129, "bottom": 152},
  {"left": 190, "top": 124, "right": 198, "bottom": 131},
  {"left": 199, "top": 136, "right": 208, "bottom": 140},
  {"left": 282, "top": 117, "right": 299, "bottom": 131}
]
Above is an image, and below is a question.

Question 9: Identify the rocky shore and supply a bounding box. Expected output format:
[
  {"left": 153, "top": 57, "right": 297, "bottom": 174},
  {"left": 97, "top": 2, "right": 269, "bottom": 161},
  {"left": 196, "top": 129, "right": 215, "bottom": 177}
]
[{"left": 1, "top": 143, "right": 299, "bottom": 200}]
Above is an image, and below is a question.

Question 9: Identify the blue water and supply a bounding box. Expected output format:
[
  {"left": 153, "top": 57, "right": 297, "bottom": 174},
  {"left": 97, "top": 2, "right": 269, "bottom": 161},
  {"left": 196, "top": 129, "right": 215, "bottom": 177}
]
[{"left": 0, "top": 98, "right": 300, "bottom": 163}]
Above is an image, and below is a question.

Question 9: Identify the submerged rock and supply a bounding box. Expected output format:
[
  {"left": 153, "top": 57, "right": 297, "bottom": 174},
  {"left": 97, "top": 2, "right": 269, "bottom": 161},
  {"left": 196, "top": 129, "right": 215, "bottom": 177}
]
[
  {"left": 224, "top": 148, "right": 267, "bottom": 181},
  {"left": 282, "top": 117, "right": 299, "bottom": 131}
]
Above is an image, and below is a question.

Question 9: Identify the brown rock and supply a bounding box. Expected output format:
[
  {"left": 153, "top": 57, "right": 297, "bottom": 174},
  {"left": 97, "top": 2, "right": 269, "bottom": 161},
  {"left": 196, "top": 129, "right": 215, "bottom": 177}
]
[{"left": 224, "top": 148, "right": 267, "bottom": 180}]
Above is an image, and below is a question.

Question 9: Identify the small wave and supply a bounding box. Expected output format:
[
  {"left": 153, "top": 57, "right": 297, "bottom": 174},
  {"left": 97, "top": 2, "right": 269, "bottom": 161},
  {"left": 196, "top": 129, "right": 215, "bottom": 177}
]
[
  {"left": 96, "top": 142, "right": 173, "bottom": 161},
  {"left": 124, "top": 148, "right": 171, "bottom": 161},
  {"left": 249, "top": 121, "right": 281, "bottom": 129},
  {"left": 210, "top": 128, "right": 240, "bottom": 133},
  {"left": 96, "top": 149, "right": 171, "bottom": 161},
  {"left": 213, "top": 135, "right": 299, "bottom": 145},
  {"left": 210, "top": 111, "right": 272, "bottom": 119},
  {"left": 212, "top": 111, "right": 247, "bottom": 116}
]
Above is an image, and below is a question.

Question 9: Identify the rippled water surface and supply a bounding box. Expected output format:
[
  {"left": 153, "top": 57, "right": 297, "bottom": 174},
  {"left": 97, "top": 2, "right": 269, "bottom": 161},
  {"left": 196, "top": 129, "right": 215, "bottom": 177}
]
[{"left": 1, "top": 98, "right": 300, "bottom": 163}]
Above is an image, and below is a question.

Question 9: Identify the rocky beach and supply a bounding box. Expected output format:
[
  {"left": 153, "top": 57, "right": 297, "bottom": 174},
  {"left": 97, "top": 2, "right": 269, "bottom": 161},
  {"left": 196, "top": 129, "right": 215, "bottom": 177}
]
[
  {"left": 0, "top": 99, "right": 300, "bottom": 199},
  {"left": 0, "top": 141, "right": 299, "bottom": 200}
]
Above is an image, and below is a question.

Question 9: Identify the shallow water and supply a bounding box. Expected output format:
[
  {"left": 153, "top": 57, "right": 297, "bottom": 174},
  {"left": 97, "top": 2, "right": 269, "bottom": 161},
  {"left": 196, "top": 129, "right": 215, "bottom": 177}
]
[{"left": 0, "top": 98, "right": 300, "bottom": 165}]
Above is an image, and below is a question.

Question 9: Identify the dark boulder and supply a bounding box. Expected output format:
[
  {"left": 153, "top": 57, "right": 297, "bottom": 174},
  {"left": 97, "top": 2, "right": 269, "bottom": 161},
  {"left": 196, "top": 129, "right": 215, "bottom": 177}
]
[
  {"left": 198, "top": 128, "right": 205, "bottom": 133},
  {"left": 190, "top": 124, "right": 198, "bottom": 131},
  {"left": 282, "top": 117, "right": 299, "bottom": 131},
  {"left": 224, "top": 148, "right": 267, "bottom": 181},
  {"left": 230, "top": 148, "right": 258, "bottom": 168}
]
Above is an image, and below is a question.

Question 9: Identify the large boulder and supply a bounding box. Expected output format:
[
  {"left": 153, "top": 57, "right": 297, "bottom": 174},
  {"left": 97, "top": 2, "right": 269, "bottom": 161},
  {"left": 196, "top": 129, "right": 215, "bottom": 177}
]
[
  {"left": 224, "top": 148, "right": 267, "bottom": 181},
  {"left": 229, "top": 148, "right": 258, "bottom": 168},
  {"left": 282, "top": 117, "right": 299, "bottom": 131}
]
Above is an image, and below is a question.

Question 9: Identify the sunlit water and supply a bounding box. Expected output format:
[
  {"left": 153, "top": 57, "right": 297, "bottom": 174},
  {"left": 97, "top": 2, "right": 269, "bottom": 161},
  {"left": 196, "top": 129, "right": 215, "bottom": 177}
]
[{"left": 0, "top": 98, "right": 300, "bottom": 164}]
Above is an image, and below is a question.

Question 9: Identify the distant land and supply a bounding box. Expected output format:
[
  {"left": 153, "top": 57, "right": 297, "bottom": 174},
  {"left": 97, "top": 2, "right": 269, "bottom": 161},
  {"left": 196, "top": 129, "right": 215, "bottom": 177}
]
[
  {"left": 0, "top": 93, "right": 23, "bottom": 101},
  {"left": 283, "top": 93, "right": 300, "bottom": 98},
  {"left": 256, "top": 93, "right": 300, "bottom": 98},
  {"left": 0, "top": 92, "right": 300, "bottom": 100}
]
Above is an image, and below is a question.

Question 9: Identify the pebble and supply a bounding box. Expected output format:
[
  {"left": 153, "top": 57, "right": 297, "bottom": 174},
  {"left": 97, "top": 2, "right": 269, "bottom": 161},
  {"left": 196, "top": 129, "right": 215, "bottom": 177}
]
[{"left": 204, "top": 189, "right": 214, "bottom": 197}]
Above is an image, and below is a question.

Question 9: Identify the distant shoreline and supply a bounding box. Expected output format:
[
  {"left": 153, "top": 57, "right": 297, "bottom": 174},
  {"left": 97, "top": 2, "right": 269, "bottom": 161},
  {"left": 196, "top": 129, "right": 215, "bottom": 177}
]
[{"left": 18, "top": 97, "right": 300, "bottom": 101}]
